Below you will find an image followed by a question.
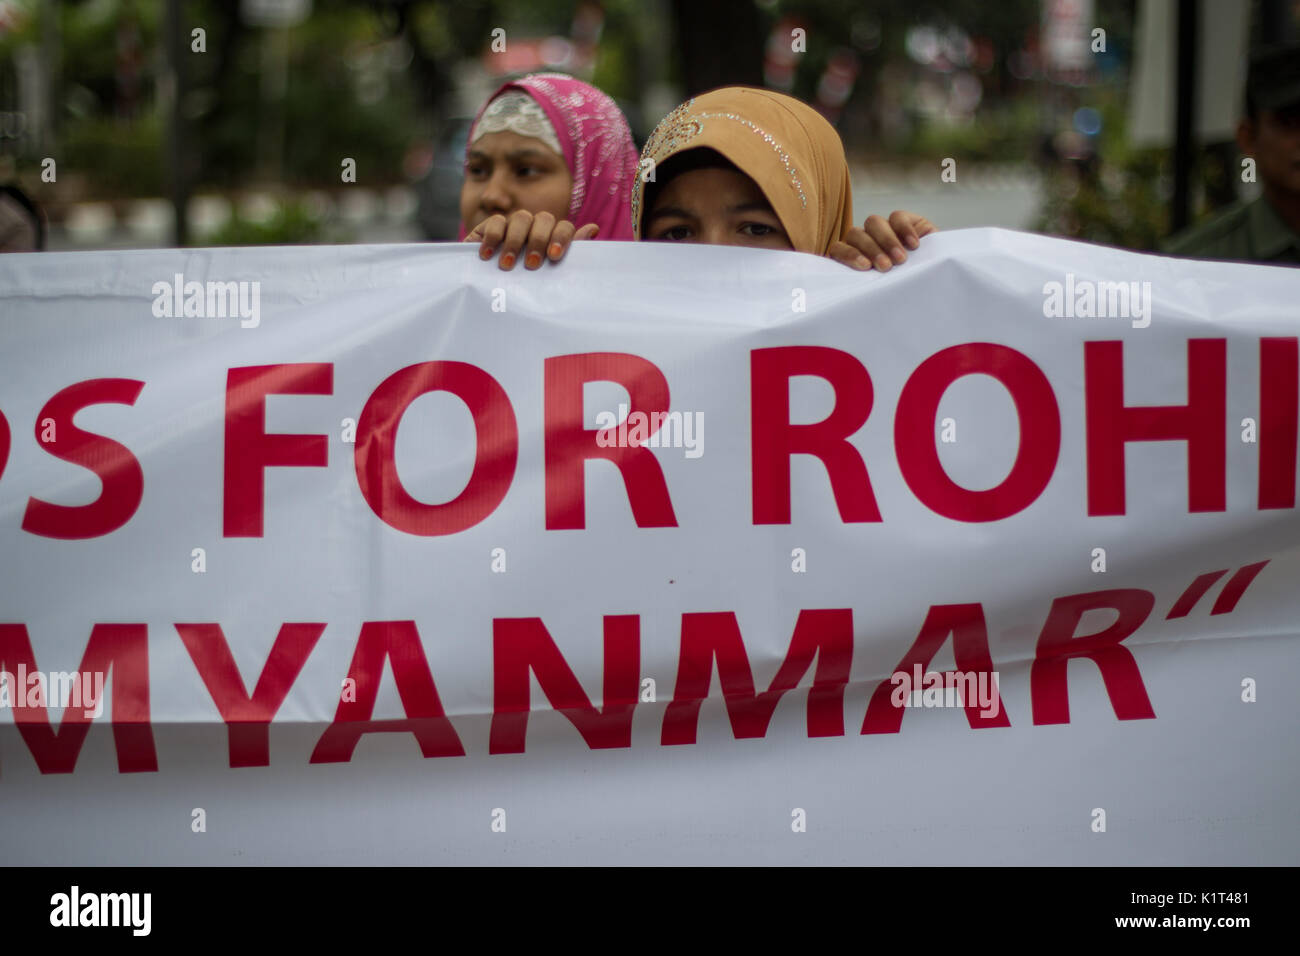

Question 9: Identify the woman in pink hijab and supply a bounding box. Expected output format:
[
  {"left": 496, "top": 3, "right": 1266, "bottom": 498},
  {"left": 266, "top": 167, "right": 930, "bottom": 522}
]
[{"left": 460, "top": 73, "right": 638, "bottom": 269}]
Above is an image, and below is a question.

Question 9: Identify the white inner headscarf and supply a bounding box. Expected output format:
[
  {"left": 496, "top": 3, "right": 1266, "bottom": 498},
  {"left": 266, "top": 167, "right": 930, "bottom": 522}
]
[{"left": 470, "top": 90, "right": 563, "bottom": 157}]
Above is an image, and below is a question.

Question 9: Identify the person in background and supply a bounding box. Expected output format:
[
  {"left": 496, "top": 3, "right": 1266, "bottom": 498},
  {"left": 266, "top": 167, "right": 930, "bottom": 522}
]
[
  {"left": 1163, "top": 45, "right": 1300, "bottom": 265},
  {"left": 460, "top": 73, "right": 638, "bottom": 269},
  {"left": 477, "top": 86, "right": 935, "bottom": 271},
  {"left": 0, "top": 183, "right": 44, "bottom": 252}
]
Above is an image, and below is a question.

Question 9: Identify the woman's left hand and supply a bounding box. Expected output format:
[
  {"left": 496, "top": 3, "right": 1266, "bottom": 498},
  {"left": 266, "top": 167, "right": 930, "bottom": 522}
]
[{"left": 829, "top": 211, "right": 937, "bottom": 272}]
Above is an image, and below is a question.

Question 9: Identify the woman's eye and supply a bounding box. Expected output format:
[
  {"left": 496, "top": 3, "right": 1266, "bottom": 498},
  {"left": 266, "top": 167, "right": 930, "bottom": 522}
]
[
  {"left": 515, "top": 165, "right": 542, "bottom": 178},
  {"left": 659, "top": 225, "right": 691, "bottom": 241},
  {"left": 466, "top": 165, "right": 488, "bottom": 179},
  {"left": 741, "top": 222, "right": 775, "bottom": 237}
]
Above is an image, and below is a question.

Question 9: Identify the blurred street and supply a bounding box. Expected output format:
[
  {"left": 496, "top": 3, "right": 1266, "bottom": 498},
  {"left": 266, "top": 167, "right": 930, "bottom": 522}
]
[
  {"left": 3, "top": 0, "right": 1293, "bottom": 259},
  {"left": 851, "top": 162, "right": 1043, "bottom": 230},
  {"left": 44, "top": 161, "right": 1043, "bottom": 250}
]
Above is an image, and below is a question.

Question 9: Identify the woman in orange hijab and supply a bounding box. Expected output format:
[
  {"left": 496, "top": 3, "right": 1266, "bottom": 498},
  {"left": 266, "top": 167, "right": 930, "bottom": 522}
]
[
  {"left": 475, "top": 86, "right": 935, "bottom": 271},
  {"left": 635, "top": 87, "right": 933, "bottom": 268}
]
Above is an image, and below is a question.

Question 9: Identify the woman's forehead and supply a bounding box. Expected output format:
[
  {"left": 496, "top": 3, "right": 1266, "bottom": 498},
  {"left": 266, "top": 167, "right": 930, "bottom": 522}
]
[
  {"left": 467, "top": 130, "right": 566, "bottom": 162},
  {"left": 653, "top": 166, "right": 772, "bottom": 211}
]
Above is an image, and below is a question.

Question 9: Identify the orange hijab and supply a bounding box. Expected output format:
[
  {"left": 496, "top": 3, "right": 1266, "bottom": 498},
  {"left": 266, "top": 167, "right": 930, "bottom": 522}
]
[{"left": 631, "top": 87, "right": 854, "bottom": 255}]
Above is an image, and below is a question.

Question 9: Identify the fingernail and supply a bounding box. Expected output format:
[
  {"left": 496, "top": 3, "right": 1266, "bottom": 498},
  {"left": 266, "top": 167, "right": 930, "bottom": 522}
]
[
  {"left": 548, "top": 242, "right": 562, "bottom": 258},
  {"left": 500, "top": 253, "right": 515, "bottom": 269},
  {"left": 875, "top": 255, "right": 892, "bottom": 271},
  {"left": 525, "top": 252, "right": 542, "bottom": 269},
  {"left": 855, "top": 255, "right": 872, "bottom": 271},
  {"left": 906, "top": 235, "right": 919, "bottom": 250},
  {"left": 891, "top": 247, "right": 907, "bottom": 264},
  {"left": 479, "top": 246, "right": 492, "bottom": 260}
]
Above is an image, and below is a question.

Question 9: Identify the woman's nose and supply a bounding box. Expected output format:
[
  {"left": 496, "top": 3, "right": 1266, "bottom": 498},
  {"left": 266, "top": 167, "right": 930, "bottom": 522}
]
[
  {"left": 479, "top": 171, "right": 513, "bottom": 213},
  {"left": 706, "top": 224, "right": 738, "bottom": 246}
]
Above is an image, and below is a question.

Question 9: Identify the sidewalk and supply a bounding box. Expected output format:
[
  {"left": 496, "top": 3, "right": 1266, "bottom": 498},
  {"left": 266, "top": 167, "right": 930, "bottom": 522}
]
[{"left": 852, "top": 161, "right": 1044, "bottom": 230}]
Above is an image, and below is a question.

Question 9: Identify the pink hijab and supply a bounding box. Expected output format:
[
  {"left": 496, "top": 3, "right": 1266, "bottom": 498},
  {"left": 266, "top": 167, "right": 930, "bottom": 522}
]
[{"left": 460, "top": 74, "right": 638, "bottom": 240}]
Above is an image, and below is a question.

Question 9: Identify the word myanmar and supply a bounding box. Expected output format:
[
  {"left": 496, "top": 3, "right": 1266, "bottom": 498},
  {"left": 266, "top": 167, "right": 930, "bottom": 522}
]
[{"left": 0, "top": 584, "right": 1189, "bottom": 772}]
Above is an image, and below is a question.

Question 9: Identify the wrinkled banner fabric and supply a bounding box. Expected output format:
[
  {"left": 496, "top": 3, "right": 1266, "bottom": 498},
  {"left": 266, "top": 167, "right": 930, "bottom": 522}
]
[{"left": 1, "top": 229, "right": 1298, "bottom": 864}]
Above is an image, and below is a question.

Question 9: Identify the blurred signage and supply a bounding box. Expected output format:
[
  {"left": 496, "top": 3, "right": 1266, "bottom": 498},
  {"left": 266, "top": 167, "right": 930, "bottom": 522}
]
[{"left": 1042, "top": 0, "right": 1094, "bottom": 75}]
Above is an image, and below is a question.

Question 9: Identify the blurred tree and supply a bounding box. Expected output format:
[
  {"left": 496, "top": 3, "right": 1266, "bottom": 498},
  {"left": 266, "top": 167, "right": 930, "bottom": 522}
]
[
  {"left": 185, "top": 0, "right": 419, "bottom": 188},
  {"left": 1032, "top": 90, "right": 1170, "bottom": 250},
  {"left": 201, "top": 196, "right": 338, "bottom": 244},
  {"left": 368, "top": 0, "right": 495, "bottom": 118},
  {"left": 0, "top": 0, "right": 165, "bottom": 198},
  {"left": 669, "top": 0, "right": 763, "bottom": 93}
]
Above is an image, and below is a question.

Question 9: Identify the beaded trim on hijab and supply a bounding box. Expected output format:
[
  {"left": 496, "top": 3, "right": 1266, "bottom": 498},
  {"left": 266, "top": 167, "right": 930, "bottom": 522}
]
[
  {"left": 519, "top": 72, "right": 631, "bottom": 217},
  {"left": 470, "top": 90, "right": 564, "bottom": 158},
  {"left": 632, "top": 98, "right": 809, "bottom": 235}
]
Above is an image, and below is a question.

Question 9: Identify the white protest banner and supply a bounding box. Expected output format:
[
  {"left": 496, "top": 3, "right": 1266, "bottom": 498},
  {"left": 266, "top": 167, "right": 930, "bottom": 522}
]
[{"left": 1, "top": 229, "right": 1298, "bottom": 864}]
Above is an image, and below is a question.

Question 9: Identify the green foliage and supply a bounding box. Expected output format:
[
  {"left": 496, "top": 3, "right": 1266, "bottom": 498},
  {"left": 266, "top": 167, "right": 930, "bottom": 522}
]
[
  {"left": 490, "top": 0, "right": 575, "bottom": 34},
  {"left": 1034, "top": 150, "right": 1171, "bottom": 251},
  {"left": 61, "top": 112, "right": 165, "bottom": 197},
  {"left": 901, "top": 101, "right": 1041, "bottom": 162},
  {"left": 200, "top": 198, "right": 344, "bottom": 246},
  {"left": 1032, "top": 93, "right": 1172, "bottom": 251},
  {"left": 191, "top": 3, "right": 419, "bottom": 189}
]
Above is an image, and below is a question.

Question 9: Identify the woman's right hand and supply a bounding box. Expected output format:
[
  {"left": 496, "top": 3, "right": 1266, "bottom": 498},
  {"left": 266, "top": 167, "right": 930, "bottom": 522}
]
[{"left": 465, "top": 211, "right": 599, "bottom": 270}]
